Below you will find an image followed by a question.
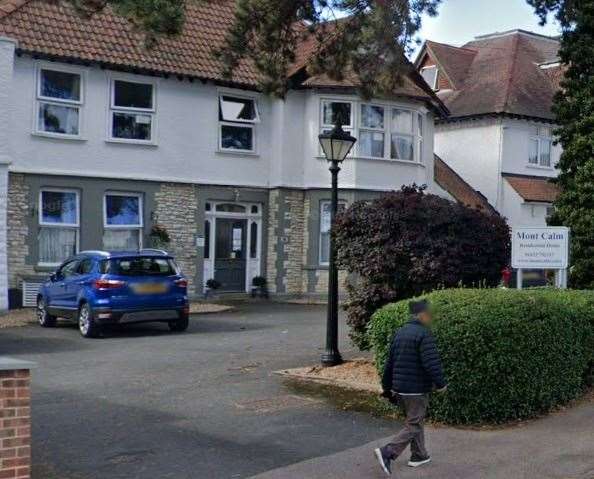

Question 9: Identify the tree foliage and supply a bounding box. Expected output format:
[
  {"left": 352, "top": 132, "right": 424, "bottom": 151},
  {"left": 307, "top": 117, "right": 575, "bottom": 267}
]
[
  {"left": 334, "top": 186, "right": 510, "bottom": 349},
  {"left": 527, "top": 0, "right": 594, "bottom": 288},
  {"left": 66, "top": 0, "right": 441, "bottom": 96}
]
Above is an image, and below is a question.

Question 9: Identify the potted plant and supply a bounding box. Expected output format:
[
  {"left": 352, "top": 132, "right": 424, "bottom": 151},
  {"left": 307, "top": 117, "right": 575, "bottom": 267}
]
[
  {"left": 205, "top": 278, "right": 221, "bottom": 299},
  {"left": 149, "top": 224, "right": 171, "bottom": 250},
  {"left": 251, "top": 276, "right": 269, "bottom": 299}
]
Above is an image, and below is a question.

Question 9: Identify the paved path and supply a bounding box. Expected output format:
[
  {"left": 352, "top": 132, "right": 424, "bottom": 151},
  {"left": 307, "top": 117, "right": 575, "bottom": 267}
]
[
  {"left": 1, "top": 303, "right": 397, "bottom": 479},
  {"left": 250, "top": 399, "right": 594, "bottom": 479}
]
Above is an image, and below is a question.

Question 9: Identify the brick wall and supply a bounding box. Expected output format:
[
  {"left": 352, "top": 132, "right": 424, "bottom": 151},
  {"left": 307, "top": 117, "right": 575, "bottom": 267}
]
[
  {"left": 154, "top": 183, "right": 198, "bottom": 296},
  {"left": 0, "top": 369, "right": 31, "bottom": 479}
]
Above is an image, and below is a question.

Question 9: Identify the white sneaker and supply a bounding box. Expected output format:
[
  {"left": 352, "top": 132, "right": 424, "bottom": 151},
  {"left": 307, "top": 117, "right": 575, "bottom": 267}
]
[{"left": 407, "top": 456, "right": 431, "bottom": 467}]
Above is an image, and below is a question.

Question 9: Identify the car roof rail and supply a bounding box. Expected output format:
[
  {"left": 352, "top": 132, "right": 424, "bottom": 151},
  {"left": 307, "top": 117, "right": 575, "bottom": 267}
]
[
  {"left": 78, "top": 250, "right": 110, "bottom": 256},
  {"left": 138, "top": 248, "right": 169, "bottom": 255}
]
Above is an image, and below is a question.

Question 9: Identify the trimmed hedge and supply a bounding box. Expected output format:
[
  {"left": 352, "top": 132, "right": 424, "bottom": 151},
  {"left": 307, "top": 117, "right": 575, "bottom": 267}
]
[{"left": 369, "top": 288, "right": 594, "bottom": 425}]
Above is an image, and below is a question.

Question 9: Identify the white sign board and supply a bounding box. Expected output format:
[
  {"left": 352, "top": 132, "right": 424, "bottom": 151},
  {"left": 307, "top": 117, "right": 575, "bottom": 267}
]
[{"left": 512, "top": 227, "right": 569, "bottom": 269}]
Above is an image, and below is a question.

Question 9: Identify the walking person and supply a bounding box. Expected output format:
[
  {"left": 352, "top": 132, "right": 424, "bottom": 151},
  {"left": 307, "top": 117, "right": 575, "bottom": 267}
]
[{"left": 374, "top": 299, "right": 447, "bottom": 476}]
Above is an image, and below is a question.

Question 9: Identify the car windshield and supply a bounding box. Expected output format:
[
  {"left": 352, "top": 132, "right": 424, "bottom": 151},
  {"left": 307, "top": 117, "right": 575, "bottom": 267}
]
[{"left": 100, "top": 257, "right": 178, "bottom": 276}]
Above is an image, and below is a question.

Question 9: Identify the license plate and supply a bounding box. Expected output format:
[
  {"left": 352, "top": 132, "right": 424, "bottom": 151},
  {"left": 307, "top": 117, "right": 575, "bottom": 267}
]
[{"left": 131, "top": 283, "right": 169, "bottom": 294}]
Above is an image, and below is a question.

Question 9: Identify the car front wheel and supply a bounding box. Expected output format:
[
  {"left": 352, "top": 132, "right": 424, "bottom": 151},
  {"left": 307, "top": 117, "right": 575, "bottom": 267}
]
[
  {"left": 169, "top": 316, "right": 189, "bottom": 332},
  {"left": 37, "top": 298, "right": 57, "bottom": 328},
  {"left": 78, "top": 303, "right": 100, "bottom": 338}
]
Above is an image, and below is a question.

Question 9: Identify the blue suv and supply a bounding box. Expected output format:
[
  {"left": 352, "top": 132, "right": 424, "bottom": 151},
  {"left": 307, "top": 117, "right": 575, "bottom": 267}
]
[{"left": 37, "top": 250, "right": 189, "bottom": 338}]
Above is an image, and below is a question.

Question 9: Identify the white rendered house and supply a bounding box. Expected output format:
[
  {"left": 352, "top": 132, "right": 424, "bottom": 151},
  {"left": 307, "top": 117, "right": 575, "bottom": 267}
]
[
  {"left": 0, "top": 0, "right": 448, "bottom": 309},
  {"left": 416, "top": 30, "right": 563, "bottom": 229}
]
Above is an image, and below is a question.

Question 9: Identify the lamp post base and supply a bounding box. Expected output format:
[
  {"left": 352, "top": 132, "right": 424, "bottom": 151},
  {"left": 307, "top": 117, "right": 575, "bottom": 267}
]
[{"left": 321, "top": 351, "right": 343, "bottom": 367}]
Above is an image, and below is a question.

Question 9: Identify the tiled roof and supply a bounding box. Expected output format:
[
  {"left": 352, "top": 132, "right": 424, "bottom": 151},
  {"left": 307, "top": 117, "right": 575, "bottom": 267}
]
[
  {"left": 0, "top": 0, "right": 260, "bottom": 87},
  {"left": 503, "top": 173, "right": 559, "bottom": 203},
  {"left": 434, "top": 155, "right": 496, "bottom": 213},
  {"left": 424, "top": 40, "right": 476, "bottom": 90},
  {"left": 417, "top": 30, "right": 561, "bottom": 120},
  {"left": 0, "top": 0, "right": 445, "bottom": 112}
]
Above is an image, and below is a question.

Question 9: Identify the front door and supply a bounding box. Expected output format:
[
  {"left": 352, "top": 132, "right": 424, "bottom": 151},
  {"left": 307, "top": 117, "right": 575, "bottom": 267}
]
[{"left": 215, "top": 218, "right": 247, "bottom": 292}]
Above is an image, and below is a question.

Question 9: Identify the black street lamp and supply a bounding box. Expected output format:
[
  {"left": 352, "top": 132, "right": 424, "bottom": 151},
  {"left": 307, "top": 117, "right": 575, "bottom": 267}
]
[{"left": 318, "top": 121, "right": 357, "bottom": 367}]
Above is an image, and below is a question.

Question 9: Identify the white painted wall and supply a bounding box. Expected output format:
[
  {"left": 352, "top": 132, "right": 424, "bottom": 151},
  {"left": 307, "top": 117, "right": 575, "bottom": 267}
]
[
  {"left": 434, "top": 118, "right": 502, "bottom": 206},
  {"left": 501, "top": 180, "right": 550, "bottom": 228},
  {"left": 0, "top": 38, "right": 16, "bottom": 311},
  {"left": 6, "top": 55, "right": 437, "bottom": 192},
  {"left": 501, "top": 118, "right": 561, "bottom": 177},
  {"left": 435, "top": 116, "right": 560, "bottom": 230}
]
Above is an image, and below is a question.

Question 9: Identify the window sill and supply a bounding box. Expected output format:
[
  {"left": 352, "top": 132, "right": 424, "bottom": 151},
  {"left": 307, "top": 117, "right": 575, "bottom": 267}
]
[
  {"left": 31, "top": 131, "right": 87, "bottom": 142},
  {"left": 216, "top": 149, "right": 260, "bottom": 158},
  {"left": 35, "top": 264, "right": 58, "bottom": 272},
  {"left": 526, "top": 164, "right": 554, "bottom": 171},
  {"left": 105, "top": 138, "right": 158, "bottom": 147},
  {"left": 315, "top": 155, "right": 425, "bottom": 167}
]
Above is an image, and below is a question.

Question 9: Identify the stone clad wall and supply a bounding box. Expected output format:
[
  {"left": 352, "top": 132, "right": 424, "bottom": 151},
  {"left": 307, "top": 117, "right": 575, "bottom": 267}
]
[
  {"left": 6, "top": 174, "right": 33, "bottom": 291},
  {"left": 283, "top": 190, "right": 305, "bottom": 294},
  {"left": 154, "top": 183, "right": 198, "bottom": 296},
  {"left": 265, "top": 190, "right": 280, "bottom": 294},
  {"left": 266, "top": 189, "right": 306, "bottom": 295}
]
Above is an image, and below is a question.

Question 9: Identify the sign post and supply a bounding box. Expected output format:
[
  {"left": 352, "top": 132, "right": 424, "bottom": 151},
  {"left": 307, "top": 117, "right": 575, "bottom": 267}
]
[{"left": 511, "top": 227, "right": 570, "bottom": 289}]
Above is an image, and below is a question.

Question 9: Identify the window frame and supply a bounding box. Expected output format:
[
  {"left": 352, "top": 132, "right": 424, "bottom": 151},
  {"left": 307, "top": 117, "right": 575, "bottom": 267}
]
[
  {"left": 218, "top": 93, "right": 260, "bottom": 154},
  {"left": 420, "top": 65, "right": 439, "bottom": 91},
  {"left": 320, "top": 98, "right": 424, "bottom": 163},
  {"left": 318, "top": 199, "right": 347, "bottom": 266},
  {"left": 358, "top": 104, "right": 387, "bottom": 160},
  {"left": 38, "top": 188, "right": 80, "bottom": 267},
  {"left": 35, "top": 64, "right": 84, "bottom": 139},
  {"left": 108, "top": 77, "right": 157, "bottom": 144},
  {"left": 102, "top": 192, "right": 144, "bottom": 250},
  {"left": 528, "top": 126, "right": 553, "bottom": 168}
]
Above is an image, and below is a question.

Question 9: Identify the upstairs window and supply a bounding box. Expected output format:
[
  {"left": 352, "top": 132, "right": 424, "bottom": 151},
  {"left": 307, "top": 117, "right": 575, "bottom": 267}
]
[
  {"left": 36, "top": 68, "right": 82, "bottom": 137},
  {"left": 359, "top": 105, "right": 385, "bottom": 159},
  {"left": 110, "top": 80, "right": 155, "bottom": 142},
  {"left": 219, "top": 95, "right": 259, "bottom": 152},
  {"left": 39, "top": 189, "right": 79, "bottom": 265},
  {"left": 103, "top": 193, "right": 143, "bottom": 251},
  {"left": 529, "top": 126, "right": 552, "bottom": 167},
  {"left": 390, "top": 109, "right": 414, "bottom": 161},
  {"left": 321, "top": 99, "right": 423, "bottom": 162},
  {"left": 420, "top": 65, "right": 438, "bottom": 90}
]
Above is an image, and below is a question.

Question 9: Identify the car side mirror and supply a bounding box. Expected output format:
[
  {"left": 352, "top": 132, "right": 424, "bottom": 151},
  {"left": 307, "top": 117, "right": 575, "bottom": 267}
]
[{"left": 49, "top": 272, "right": 58, "bottom": 282}]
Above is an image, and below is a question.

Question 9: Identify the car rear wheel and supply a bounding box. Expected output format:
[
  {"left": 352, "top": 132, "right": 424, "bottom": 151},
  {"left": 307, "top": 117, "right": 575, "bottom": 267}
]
[
  {"left": 78, "top": 303, "right": 100, "bottom": 338},
  {"left": 169, "top": 316, "right": 189, "bottom": 332},
  {"left": 37, "top": 298, "right": 57, "bottom": 328}
]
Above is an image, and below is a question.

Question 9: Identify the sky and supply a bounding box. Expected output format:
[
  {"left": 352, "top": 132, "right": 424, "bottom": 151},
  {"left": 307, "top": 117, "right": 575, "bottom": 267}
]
[{"left": 413, "top": 0, "right": 561, "bottom": 56}]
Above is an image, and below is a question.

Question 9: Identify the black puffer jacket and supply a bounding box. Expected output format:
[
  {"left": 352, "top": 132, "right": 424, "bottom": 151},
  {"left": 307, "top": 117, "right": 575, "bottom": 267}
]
[{"left": 382, "top": 319, "right": 446, "bottom": 394}]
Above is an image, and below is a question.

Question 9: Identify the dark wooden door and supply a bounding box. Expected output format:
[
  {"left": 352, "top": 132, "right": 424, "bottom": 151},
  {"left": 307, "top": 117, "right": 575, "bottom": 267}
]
[{"left": 214, "top": 218, "right": 247, "bottom": 292}]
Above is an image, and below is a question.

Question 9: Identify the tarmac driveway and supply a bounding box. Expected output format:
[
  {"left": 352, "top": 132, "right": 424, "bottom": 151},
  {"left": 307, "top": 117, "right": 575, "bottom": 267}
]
[{"left": 0, "top": 303, "right": 398, "bottom": 479}]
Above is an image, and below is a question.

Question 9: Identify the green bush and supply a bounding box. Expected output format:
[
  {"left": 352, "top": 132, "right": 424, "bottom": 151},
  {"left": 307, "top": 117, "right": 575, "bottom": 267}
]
[{"left": 369, "top": 288, "right": 594, "bottom": 425}]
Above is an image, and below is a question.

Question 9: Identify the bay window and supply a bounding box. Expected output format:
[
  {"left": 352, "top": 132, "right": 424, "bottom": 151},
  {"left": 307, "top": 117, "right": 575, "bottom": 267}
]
[
  {"left": 219, "top": 95, "right": 259, "bottom": 152},
  {"left": 359, "top": 104, "right": 385, "bottom": 158},
  {"left": 319, "top": 200, "right": 347, "bottom": 265},
  {"left": 110, "top": 80, "right": 155, "bottom": 142},
  {"left": 529, "top": 126, "right": 552, "bottom": 167},
  {"left": 103, "top": 193, "right": 143, "bottom": 250},
  {"left": 39, "top": 190, "right": 79, "bottom": 265},
  {"left": 36, "top": 68, "right": 82, "bottom": 137},
  {"left": 390, "top": 108, "right": 414, "bottom": 161},
  {"left": 322, "top": 99, "right": 424, "bottom": 162}
]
